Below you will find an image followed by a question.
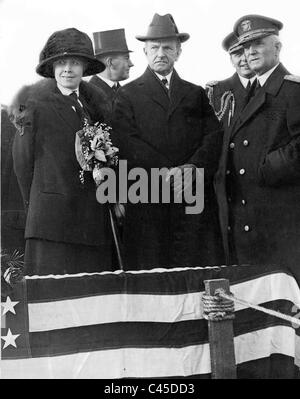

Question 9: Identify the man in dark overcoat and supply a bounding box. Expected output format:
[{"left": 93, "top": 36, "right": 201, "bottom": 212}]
[
  {"left": 89, "top": 29, "right": 134, "bottom": 124},
  {"left": 206, "top": 33, "right": 255, "bottom": 261},
  {"left": 216, "top": 14, "right": 300, "bottom": 284},
  {"left": 113, "top": 14, "right": 224, "bottom": 270}
]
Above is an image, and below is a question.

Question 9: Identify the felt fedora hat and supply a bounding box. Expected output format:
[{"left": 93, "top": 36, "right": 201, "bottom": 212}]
[
  {"left": 36, "top": 28, "right": 105, "bottom": 78},
  {"left": 136, "top": 13, "right": 190, "bottom": 43},
  {"left": 222, "top": 32, "right": 243, "bottom": 54},
  {"left": 233, "top": 14, "right": 283, "bottom": 45},
  {"left": 93, "top": 28, "right": 132, "bottom": 57}
]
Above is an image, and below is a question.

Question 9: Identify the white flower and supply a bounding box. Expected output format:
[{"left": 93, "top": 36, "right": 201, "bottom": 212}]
[
  {"left": 91, "top": 133, "right": 103, "bottom": 151},
  {"left": 93, "top": 166, "right": 104, "bottom": 186},
  {"left": 94, "top": 149, "right": 107, "bottom": 162}
]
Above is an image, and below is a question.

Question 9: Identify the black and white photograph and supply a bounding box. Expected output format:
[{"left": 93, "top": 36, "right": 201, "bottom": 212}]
[{"left": 1, "top": 0, "right": 300, "bottom": 381}]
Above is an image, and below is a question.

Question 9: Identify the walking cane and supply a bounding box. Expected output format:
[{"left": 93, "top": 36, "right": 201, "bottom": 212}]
[{"left": 108, "top": 205, "right": 125, "bottom": 271}]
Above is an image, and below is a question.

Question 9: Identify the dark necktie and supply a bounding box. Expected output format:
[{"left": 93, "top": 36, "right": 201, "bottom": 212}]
[
  {"left": 112, "top": 82, "right": 120, "bottom": 93},
  {"left": 69, "top": 91, "right": 89, "bottom": 122},
  {"left": 161, "top": 78, "right": 168, "bottom": 89},
  {"left": 245, "top": 78, "right": 261, "bottom": 104},
  {"left": 245, "top": 80, "right": 252, "bottom": 93}
]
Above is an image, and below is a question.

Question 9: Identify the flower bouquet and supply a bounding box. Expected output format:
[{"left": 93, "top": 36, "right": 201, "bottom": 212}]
[{"left": 75, "top": 121, "right": 119, "bottom": 186}]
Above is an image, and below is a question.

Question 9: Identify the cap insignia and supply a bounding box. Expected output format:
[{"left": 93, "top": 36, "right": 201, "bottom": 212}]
[{"left": 241, "top": 20, "right": 252, "bottom": 32}]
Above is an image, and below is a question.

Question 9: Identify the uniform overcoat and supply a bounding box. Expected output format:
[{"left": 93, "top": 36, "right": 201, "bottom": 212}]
[
  {"left": 11, "top": 79, "right": 113, "bottom": 274},
  {"left": 113, "top": 67, "right": 224, "bottom": 270},
  {"left": 216, "top": 63, "right": 300, "bottom": 283},
  {"left": 206, "top": 73, "right": 250, "bottom": 260}
]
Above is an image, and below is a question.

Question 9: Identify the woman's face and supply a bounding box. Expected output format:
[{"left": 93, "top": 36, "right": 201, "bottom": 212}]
[{"left": 53, "top": 57, "right": 85, "bottom": 90}]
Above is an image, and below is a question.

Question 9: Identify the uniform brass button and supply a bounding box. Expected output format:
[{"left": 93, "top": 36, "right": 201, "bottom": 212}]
[
  {"left": 228, "top": 226, "right": 231, "bottom": 231},
  {"left": 229, "top": 142, "right": 235, "bottom": 149},
  {"left": 226, "top": 170, "right": 231, "bottom": 175},
  {"left": 242, "top": 199, "right": 247, "bottom": 205},
  {"left": 243, "top": 140, "right": 249, "bottom": 147},
  {"left": 244, "top": 225, "right": 250, "bottom": 232},
  {"left": 239, "top": 168, "right": 246, "bottom": 175}
]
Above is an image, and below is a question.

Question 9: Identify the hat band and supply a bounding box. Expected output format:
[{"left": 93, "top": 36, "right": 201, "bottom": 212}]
[
  {"left": 239, "top": 28, "right": 277, "bottom": 42},
  {"left": 146, "top": 25, "right": 179, "bottom": 38},
  {"left": 229, "top": 44, "right": 243, "bottom": 54}
]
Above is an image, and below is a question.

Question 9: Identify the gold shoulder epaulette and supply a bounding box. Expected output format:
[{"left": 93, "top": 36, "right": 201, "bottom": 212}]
[{"left": 284, "top": 74, "right": 300, "bottom": 83}]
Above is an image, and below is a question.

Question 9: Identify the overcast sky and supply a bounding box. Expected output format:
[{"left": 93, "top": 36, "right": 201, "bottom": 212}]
[{"left": 1, "top": 0, "right": 299, "bottom": 104}]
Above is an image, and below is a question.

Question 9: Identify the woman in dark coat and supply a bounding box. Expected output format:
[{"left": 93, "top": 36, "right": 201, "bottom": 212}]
[{"left": 10, "top": 28, "right": 113, "bottom": 276}]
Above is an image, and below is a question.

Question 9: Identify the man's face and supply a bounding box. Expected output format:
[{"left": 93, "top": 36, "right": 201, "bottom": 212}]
[
  {"left": 243, "top": 36, "right": 281, "bottom": 76},
  {"left": 53, "top": 57, "right": 85, "bottom": 89},
  {"left": 230, "top": 49, "right": 254, "bottom": 78},
  {"left": 111, "top": 53, "right": 134, "bottom": 81},
  {"left": 144, "top": 39, "right": 181, "bottom": 76}
]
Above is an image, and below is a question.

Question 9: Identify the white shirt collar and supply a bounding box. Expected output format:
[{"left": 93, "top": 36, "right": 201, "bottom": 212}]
[
  {"left": 57, "top": 83, "right": 79, "bottom": 97},
  {"left": 238, "top": 75, "right": 256, "bottom": 89},
  {"left": 155, "top": 71, "right": 173, "bottom": 88},
  {"left": 257, "top": 63, "right": 280, "bottom": 87},
  {"left": 97, "top": 74, "right": 118, "bottom": 88}
]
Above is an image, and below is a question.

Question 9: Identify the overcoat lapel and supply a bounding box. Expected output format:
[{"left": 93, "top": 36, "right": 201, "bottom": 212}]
[
  {"left": 230, "top": 63, "right": 288, "bottom": 139},
  {"left": 50, "top": 92, "right": 82, "bottom": 133},
  {"left": 231, "top": 73, "right": 249, "bottom": 115},
  {"left": 138, "top": 68, "right": 170, "bottom": 111},
  {"left": 230, "top": 89, "right": 266, "bottom": 138},
  {"left": 168, "top": 70, "right": 191, "bottom": 117}
]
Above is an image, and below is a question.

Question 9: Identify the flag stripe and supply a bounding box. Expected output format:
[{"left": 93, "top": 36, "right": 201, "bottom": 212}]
[
  {"left": 26, "top": 264, "right": 286, "bottom": 303},
  {"left": 1, "top": 326, "right": 298, "bottom": 379},
  {"left": 3, "top": 301, "right": 295, "bottom": 360},
  {"left": 27, "top": 272, "right": 300, "bottom": 332}
]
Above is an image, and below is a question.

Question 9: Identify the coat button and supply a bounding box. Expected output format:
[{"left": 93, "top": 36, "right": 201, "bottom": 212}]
[
  {"left": 229, "top": 142, "right": 235, "bottom": 149},
  {"left": 226, "top": 170, "right": 231, "bottom": 175},
  {"left": 228, "top": 226, "right": 231, "bottom": 231},
  {"left": 243, "top": 140, "right": 249, "bottom": 147},
  {"left": 244, "top": 225, "right": 250, "bottom": 232},
  {"left": 239, "top": 168, "right": 246, "bottom": 175},
  {"left": 241, "top": 199, "right": 247, "bottom": 205}
]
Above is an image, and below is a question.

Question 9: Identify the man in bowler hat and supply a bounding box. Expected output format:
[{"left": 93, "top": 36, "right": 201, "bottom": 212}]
[
  {"left": 90, "top": 29, "right": 134, "bottom": 123},
  {"left": 113, "top": 14, "right": 224, "bottom": 270},
  {"left": 206, "top": 32, "right": 255, "bottom": 262},
  {"left": 217, "top": 14, "right": 300, "bottom": 284}
]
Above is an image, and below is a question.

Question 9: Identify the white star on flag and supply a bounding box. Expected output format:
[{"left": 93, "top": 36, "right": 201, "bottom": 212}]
[
  {"left": 1, "top": 329, "right": 20, "bottom": 349},
  {"left": 1, "top": 296, "right": 19, "bottom": 315}
]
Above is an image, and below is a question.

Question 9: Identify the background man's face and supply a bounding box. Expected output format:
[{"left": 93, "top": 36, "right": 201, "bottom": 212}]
[
  {"left": 230, "top": 49, "right": 254, "bottom": 78},
  {"left": 53, "top": 57, "right": 85, "bottom": 90},
  {"left": 144, "top": 39, "right": 181, "bottom": 76},
  {"left": 111, "top": 53, "right": 134, "bottom": 81},
  {"left": 244, "top": 36, "right": 280, "bottom": 75}
]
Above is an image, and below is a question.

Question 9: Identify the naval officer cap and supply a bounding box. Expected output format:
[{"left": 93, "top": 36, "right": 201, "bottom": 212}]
[
  {"left": 222, "top": 32, "right": 243, "bottom": 54},
  {"left": 233, "top": 14, "right": 283, "bottom": 45}
]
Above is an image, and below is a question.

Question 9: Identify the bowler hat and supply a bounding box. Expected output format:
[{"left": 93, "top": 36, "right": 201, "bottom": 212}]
[
  {"left": 233, "top": 14, "right": 283, "bottom": 45},
  {"left": 136, "top": 13, "right": 190, "bottom": 43},
  {"left": 36, "top": 28, "right": 105, "bottom": 78},
  {"left": 93, "top": 28, "right": 132, "bottom": 57},
  {"left": 222, "top": 32, "right": 243, "bottom": 54}
]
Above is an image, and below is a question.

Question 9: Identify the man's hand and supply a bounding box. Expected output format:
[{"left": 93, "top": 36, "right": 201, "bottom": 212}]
[{"left": 166, "top": 164, "right": 199, "bottom": 197}]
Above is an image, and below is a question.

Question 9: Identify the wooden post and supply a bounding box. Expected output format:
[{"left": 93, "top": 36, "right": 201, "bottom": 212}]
[{"left": 204, "top": 278, "right": 236, "bottom": 379}]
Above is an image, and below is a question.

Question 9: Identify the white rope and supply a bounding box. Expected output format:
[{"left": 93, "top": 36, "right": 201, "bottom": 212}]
[{"left": 216, "top": 289, "right": 300, "bottom": 327}]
